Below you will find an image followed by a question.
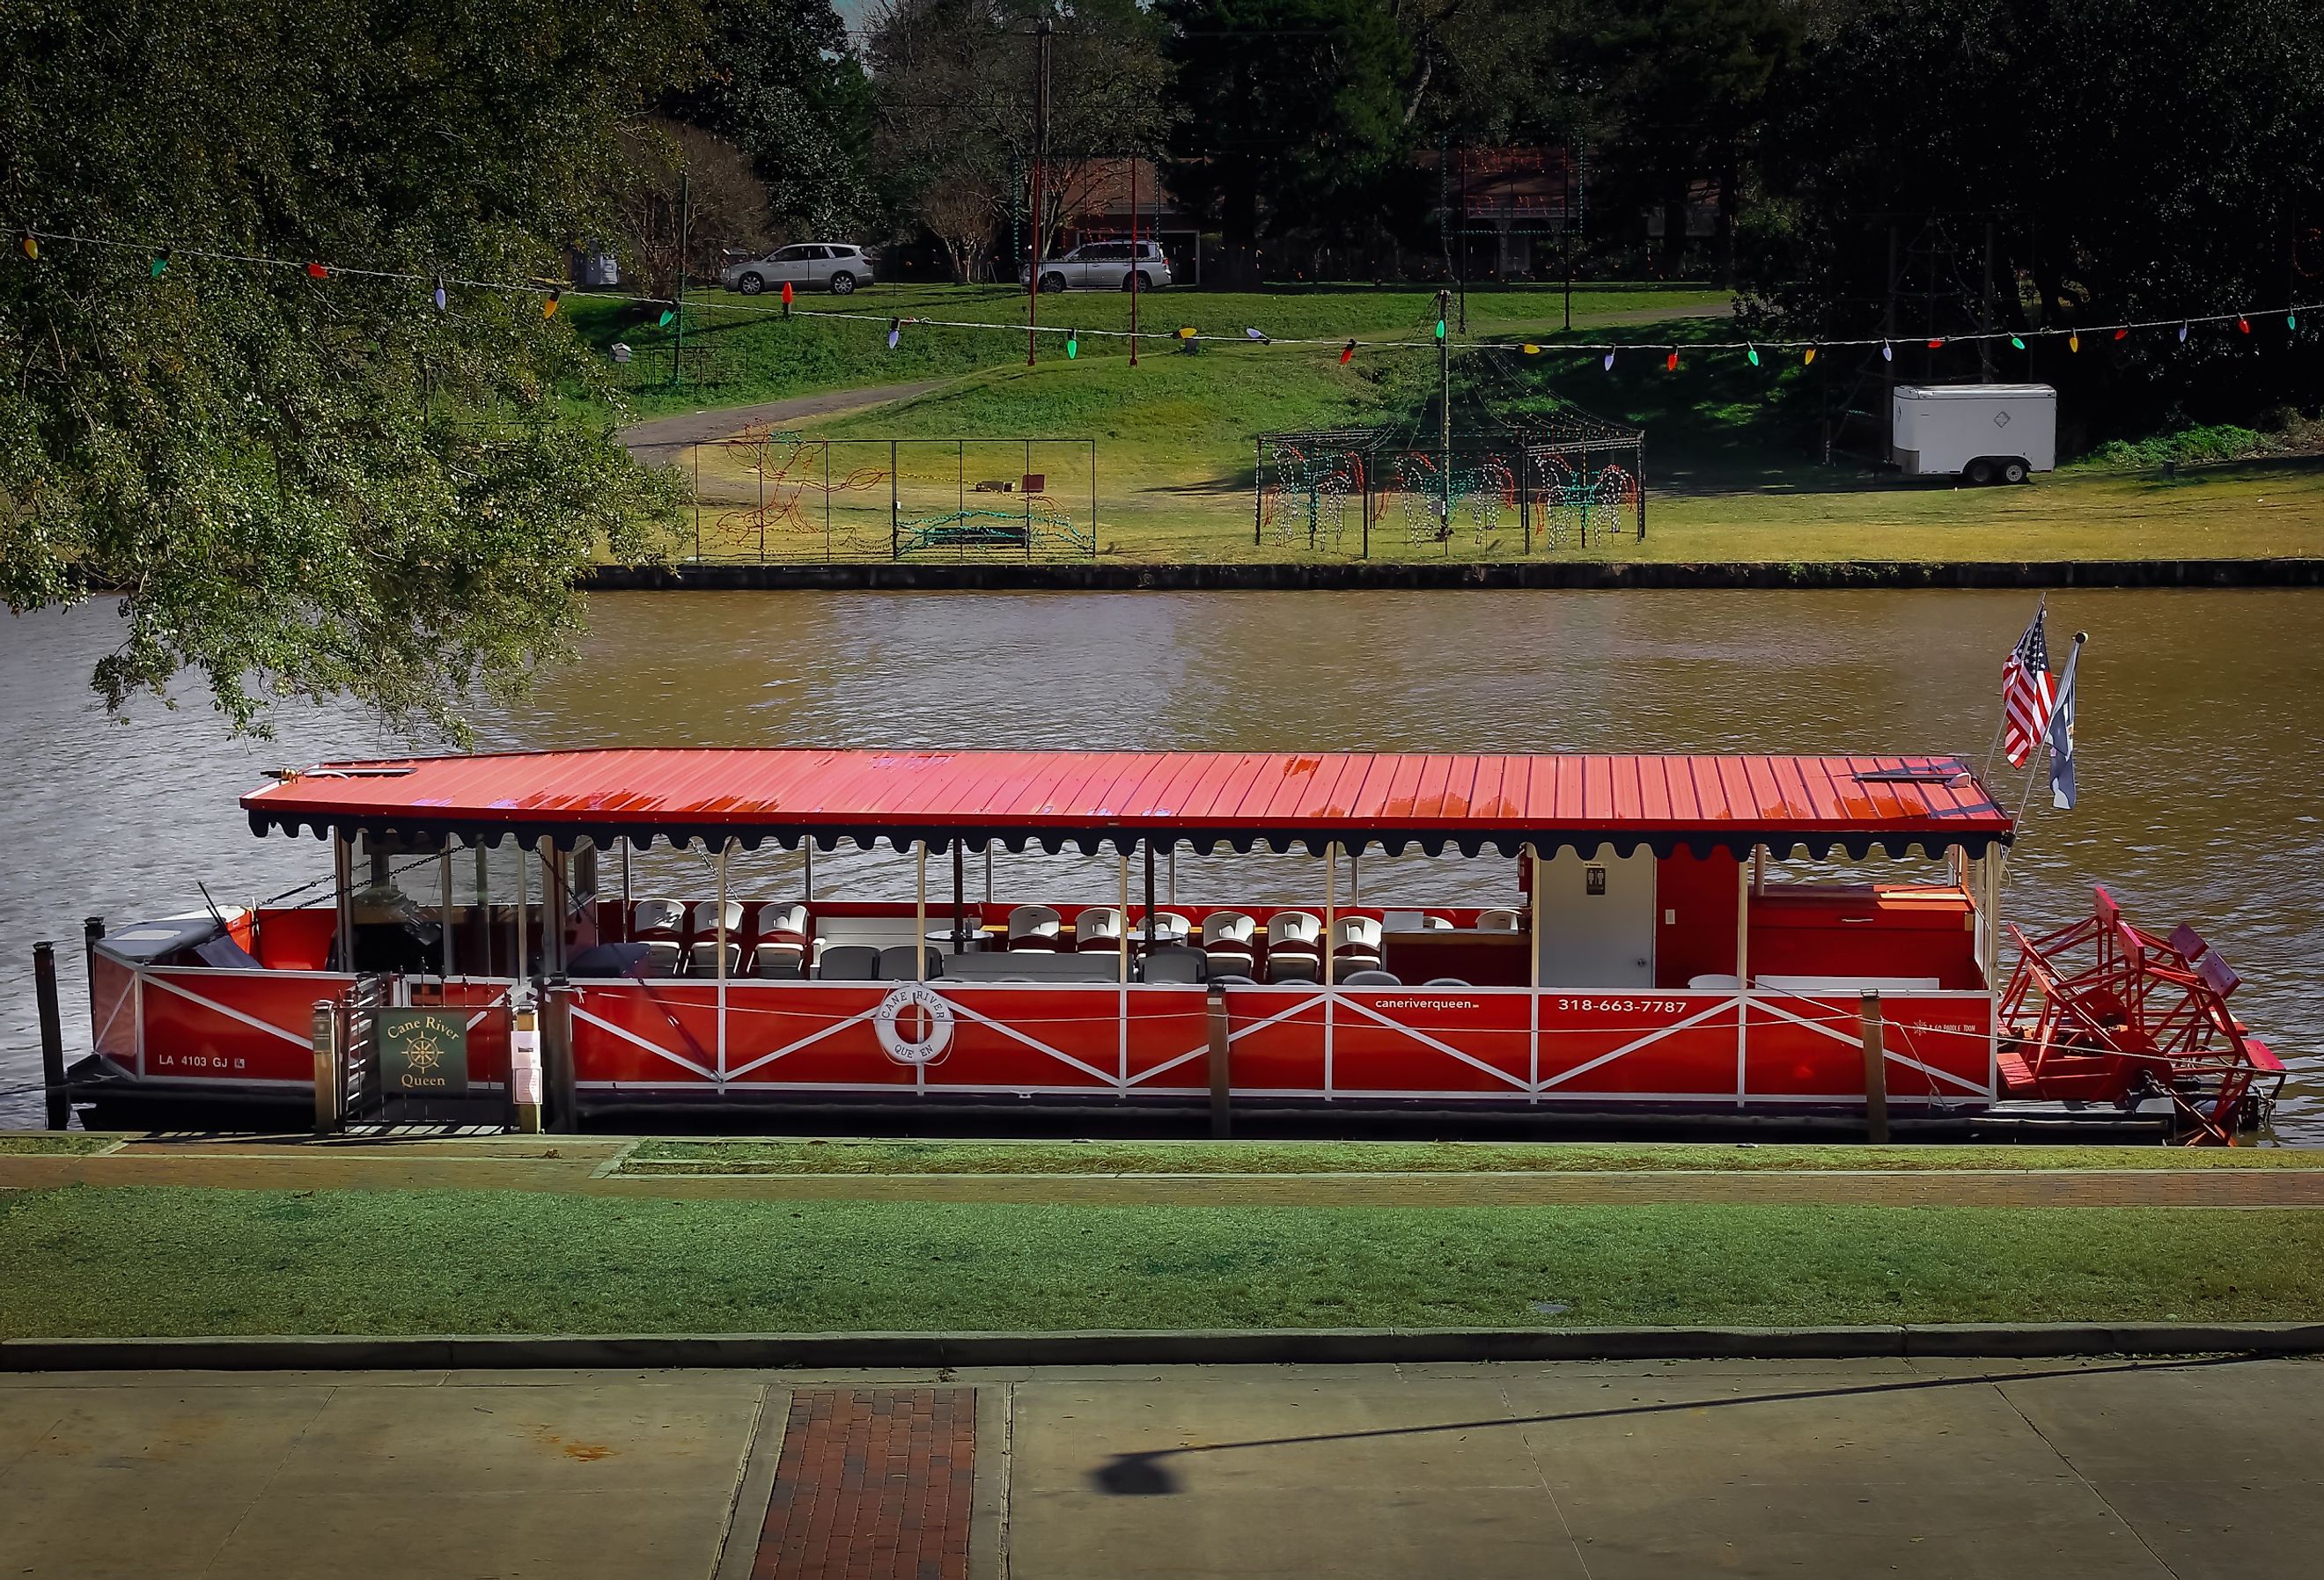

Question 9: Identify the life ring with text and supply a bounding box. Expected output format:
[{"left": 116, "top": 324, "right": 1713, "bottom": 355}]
[{"left": 872, "top": 982, "right": 955, "bottom": 1067}]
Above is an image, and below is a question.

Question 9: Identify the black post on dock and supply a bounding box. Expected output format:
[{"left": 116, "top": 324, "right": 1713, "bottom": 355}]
[
  {"left": 33, "top": 941, "right": 69, "bottom": 1130},
  {"left": 543, "top": 978, "right": 577, "bottom": 1135}
]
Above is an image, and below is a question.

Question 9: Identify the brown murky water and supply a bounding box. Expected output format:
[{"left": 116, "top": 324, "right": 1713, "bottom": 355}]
[{"left": 4, "top": 588, "right": 2317, "bottom": 1135}]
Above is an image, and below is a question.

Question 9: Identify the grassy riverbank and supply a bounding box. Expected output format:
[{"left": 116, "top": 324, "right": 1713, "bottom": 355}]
[
  {"left": 573, "top": 281, "right": 1731, "bottom": 421},
  {"left": 621, "top": 1138, "right": 2324, "bottom": 1177},
  {"left": 647, "top": 300, "right": 2324, "bottom": 565},
  {"left": 4, "top": 1186, "right": 2321, "bottom": 1335}
]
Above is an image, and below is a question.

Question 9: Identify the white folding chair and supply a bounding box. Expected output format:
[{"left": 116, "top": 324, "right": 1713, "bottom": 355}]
[
  {"left": 1007, "top": 904, "right": 1062, "bottom": 952},
  {"left": 632, "top": 897, "right": 686, "bottom": 938},
  {"left": 687, "top": 900, "right": 744, "bottom": 975},
  {"left": 1073, "top": 907, "right": 1124, "bottom": 952},
  {"left": 1264, "top": 911, "right": 1322, "bottom": 982},
  {"left": 1201, "top": 911, "right": 1256, "bottom": 975},
  {"left": 1330, "top": 915, "right": 1383, "bottom": 980},
  {"left": 751, "top": 901, "right": 811, "bottom": 975},
  {"left": 1475, "top": 908, "right": 1521, "bottom": 932}
]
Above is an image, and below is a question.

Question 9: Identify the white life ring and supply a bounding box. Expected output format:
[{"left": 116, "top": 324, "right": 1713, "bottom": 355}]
[{"left": 872, "top": 982, "right": 954, "bottom": 1066}]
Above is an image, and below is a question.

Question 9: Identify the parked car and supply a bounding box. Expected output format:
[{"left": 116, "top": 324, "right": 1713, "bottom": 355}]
[
  {"left": 1018, "top": 239, "right": 1173, "bottom": 292},
  {"left": 721, "top": 243, "right": 875, "bottom": 296}
]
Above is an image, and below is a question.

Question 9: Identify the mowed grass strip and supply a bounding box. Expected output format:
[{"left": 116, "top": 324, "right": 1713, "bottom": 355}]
[
  {"left": 621, "top": 1138, "right": 2324, "bottom": 1178},
  {"left": 0, "top": 1133, "right": 114, "bottom": 1156},
  {"left": 4, "top": 1186, "right": 2320, "bottom": 1337}
]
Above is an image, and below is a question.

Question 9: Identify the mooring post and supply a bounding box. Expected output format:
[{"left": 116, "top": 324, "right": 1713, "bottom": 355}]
[
  {"left": 310, "top": 998, "right": 340, "bottom": 1135},
  {"left": 33, "top": 942, "right": 68, "bottom": 1129},
  {"left": 1207, "top": 982, "right": 1232, "bottom": 1137},
  {"left": 1859, "top": 989, "right": 1890, "bottom": 1143},
  {"left": 543, "top": 979, "right": 578, "bottom": 1134},
  {"left": 511, "top": 987, "right": 543, "bottom": 1135},
  {"left": 83, "top": 915, "right": 105, "bottom": 970}
]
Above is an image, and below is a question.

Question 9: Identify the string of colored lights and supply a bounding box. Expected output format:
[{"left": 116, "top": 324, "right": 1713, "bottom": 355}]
[{"left": 12, "top": 227, "right": 2314, "bottom": 362}]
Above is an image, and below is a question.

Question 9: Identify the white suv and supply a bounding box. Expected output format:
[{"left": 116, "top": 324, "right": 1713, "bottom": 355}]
[
  {"left": 722, "top": 243, "right": 874, "bottom": 296},
  {"left": 1019, "top": 240, "right": 1173, "bottom": 292}
]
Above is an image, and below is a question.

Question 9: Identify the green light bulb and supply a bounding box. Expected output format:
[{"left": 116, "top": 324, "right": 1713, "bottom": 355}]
[
  {"left": 1434, "top": 319, "right": 1445, "bottom": 341},
  {"left": 1066, "top": 331, "right": 1078, "bottom": 359},
  {"left": 1747, "top": 346, "right": 1760, "bottom": 367},
  {"left": 658, "top": 309, "right": 675, "bottom": 328},
  {"left": 2010, "top": 335, "right": 2026, "bottom": 350}
]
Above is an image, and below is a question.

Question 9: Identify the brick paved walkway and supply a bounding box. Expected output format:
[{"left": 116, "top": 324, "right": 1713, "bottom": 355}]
[
  {"left": 754, "top": 1389, "right": 975, "bottom": 1580},
  {"left": 4, "top": 1140, "right": 2324, "bottom": 1207}
]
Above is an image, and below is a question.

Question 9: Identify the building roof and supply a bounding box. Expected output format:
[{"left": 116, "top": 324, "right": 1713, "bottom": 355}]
[{"left": 243, "top": 749, "right": 2012, "bottom": 860}]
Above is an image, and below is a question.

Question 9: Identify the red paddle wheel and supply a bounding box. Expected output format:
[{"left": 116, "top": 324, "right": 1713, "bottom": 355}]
[{"left": 1998, "top": 886, "right": 2286, "bottom": 1143}]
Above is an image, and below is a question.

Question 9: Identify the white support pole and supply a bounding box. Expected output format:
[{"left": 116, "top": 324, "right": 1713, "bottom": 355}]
[
  {"left": 620, "top": 843, "right": 632, "bottom": 939},
  {"left": 805, "top": 842, "right": 815, "bottom": 903},
  {"left": 1735, "top": 848, "right": 1754, "bottom": 1107},
  {"left": 915, "top": 841, "right": 929, "bottom": 981},
  {"left": 1323, "top": 840, "right": 1339, "bottom": 987},
  {"left": 1323, "top": 839, "right": 1337, "bottom": 1094},
  {"left": 983, "top": 841, "right": 994, "bottom": 907},
  {"left": 1526, "top": 841, "right": 1542, "bottom": 1098},
  {"left": 716, "top": 840, "right": 731, "bottom": 1079},
  {"left": 1117, "top": 851, "right": 1131, "bottom": 987}
]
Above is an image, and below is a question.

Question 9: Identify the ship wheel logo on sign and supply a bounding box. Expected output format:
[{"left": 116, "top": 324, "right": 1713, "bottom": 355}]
[{"left": 872, "top": 982, "right": 955, "bottom": 1067}]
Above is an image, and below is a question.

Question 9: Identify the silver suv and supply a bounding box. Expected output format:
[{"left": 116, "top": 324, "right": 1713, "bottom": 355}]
[
  {"left": 1019, "top": 239, "right": 1173, "bottom": 292},
  {"left": 722, "top": 243, "right": 874, "bottom": 296}
]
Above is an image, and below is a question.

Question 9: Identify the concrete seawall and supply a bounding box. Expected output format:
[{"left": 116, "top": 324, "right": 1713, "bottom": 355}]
[{"left": 585, "top": 558, "right": 2324, "bottom": 592}]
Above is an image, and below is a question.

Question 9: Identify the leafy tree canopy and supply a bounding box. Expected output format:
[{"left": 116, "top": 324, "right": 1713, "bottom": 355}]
[
  {"left": 1160, "top": 0, "right": 1417, "bottom": 267},
  {"left": 0, "top": 0, "right": 702, "bottom": 739},
  {"left": 676, "top": 0, "right": 876, "bottom": 238}
]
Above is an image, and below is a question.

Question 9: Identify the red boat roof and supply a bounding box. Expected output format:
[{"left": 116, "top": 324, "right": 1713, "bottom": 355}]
[{"left": 243, "top": 749, "right": 2012, "bottom": 860}]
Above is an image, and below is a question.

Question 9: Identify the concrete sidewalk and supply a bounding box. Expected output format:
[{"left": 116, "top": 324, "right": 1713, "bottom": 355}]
[
  {"left": 8, "top": 1135, "right": 2324, "bottom": 1206},
  {"left": 4, "top": 1356, "right": 2319, "bottom": 1578}
]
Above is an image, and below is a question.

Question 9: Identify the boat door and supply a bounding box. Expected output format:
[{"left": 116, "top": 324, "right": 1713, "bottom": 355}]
[{"left": 1533, "top": 848, "right": 1656, "bottom": 987}]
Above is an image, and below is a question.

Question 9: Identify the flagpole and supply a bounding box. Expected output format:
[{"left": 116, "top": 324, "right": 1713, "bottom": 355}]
[
  {"left": 1984, "top": 592, "right": 2044, "bottom": 786},
  {"left": 2003, "top": 629, "right": 2085, "bottom": 893}
]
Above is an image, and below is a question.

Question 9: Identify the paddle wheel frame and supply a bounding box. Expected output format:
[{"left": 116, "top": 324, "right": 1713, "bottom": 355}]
[{"left": 1998, "top": 885, "right": 2285, "bottom": 1143}]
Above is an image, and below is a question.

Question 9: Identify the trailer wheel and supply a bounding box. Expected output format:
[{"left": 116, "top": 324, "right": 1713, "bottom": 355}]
[
  {"left": 1964, "top": 457, "right": 1996, "bottom": 486},
  {"left": 2001, "top": 458, "right": 2030, "bottom": 484}
]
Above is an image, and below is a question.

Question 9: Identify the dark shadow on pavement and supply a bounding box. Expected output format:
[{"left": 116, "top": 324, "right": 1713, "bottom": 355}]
[{"left": 1086, "top": 1354, "right": 2261, "bottom": 1495}]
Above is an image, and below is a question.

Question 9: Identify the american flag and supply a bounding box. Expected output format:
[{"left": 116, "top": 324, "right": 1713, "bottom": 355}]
[{"left": 2002, "top": 606, "right": 2057, "bottom": 768}]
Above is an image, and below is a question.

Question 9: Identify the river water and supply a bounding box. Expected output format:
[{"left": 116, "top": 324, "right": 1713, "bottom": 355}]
[{"left": 4, "top": 588, "right": 2317, "bottom": 1136}]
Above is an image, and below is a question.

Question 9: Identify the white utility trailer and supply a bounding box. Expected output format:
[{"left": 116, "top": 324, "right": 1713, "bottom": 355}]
[{"left": 1890, "top": 383, "right": 2056, "bottom": 483}]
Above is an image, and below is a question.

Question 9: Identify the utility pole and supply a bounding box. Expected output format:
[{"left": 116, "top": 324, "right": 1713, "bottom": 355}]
[
  {"left": 1027, "top": 17, "right": 1053, "bottom": 367},
  {"left": 1120, "top": 157, "right": 1129, "bottom": 367},
  {"left": 1979, "top": 219, "right": 1997, "bottom": 382},
  {"left": 1437, "top": 287, "right": 1453, "bottom": 536},
  {"left": 1456, "top": 144, "right": 1468, "bottom": 334},
  {"left": 672, "top": 166, "right": 689, "bottom": 391}
]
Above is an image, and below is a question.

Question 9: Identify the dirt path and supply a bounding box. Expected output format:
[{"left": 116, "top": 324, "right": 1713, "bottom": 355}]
[
  {"left": 620, "top": 379, "right": 950, "bottom": 458},
  {"left": 6, "top": 1137, "right": 2322, "bottom": 1208}
]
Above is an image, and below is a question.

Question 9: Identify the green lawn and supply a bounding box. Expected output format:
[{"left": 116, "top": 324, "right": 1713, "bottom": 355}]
[
  {"left": 621, "top": 1138, "right": 2324, "bottom": 1177},
  {"left": 0, "top": 1133, "right": 113, "bottom": 1156},
  {"left": 649, "top": 301, "right": 2324, "bottom": 566},
  {"left": 4, "top": 1186, "right": 2320, "bottom": 1335},
  {"left": 572, "top": 280, "right": 1730, "bottom": 422}
]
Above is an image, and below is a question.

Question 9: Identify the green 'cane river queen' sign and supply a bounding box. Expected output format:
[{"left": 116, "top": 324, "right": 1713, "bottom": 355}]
[{"left": 379, "top": 1009, "right": 469, "bottom": 1095}]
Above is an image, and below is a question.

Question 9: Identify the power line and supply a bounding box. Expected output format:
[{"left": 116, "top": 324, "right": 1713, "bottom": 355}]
[{"left": 12, "top": 227, "right": 2315, "bottom": 359}]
